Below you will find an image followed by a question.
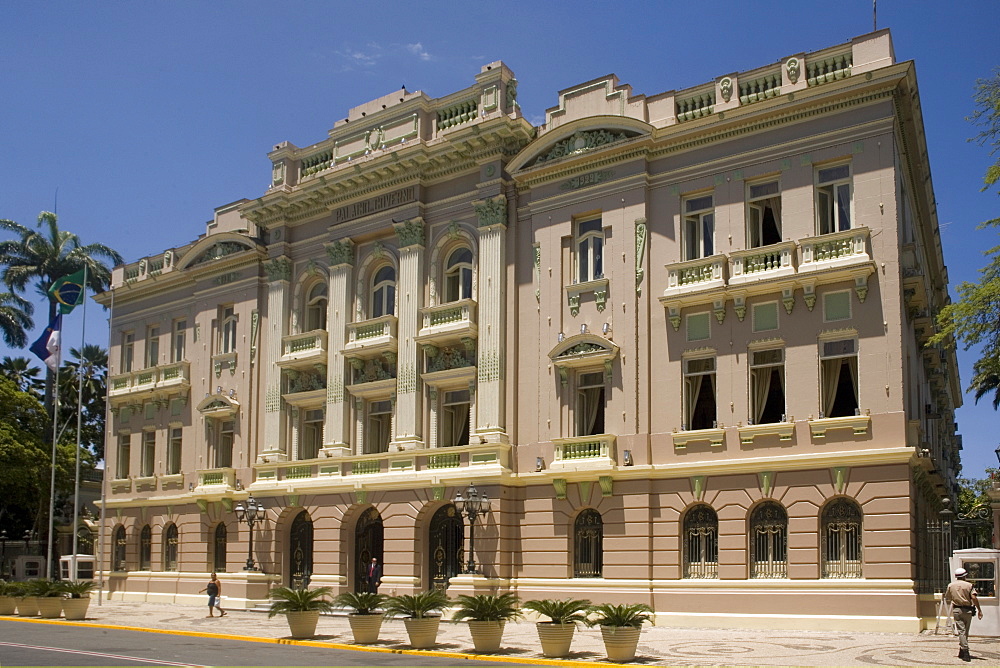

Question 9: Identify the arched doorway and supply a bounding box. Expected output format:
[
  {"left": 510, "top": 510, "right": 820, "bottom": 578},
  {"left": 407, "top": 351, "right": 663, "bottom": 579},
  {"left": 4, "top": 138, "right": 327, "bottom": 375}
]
[
  {"left": 354, "top": 507, "right": 384, "bottom": 592},
  {"left": 288, "top": 511, "right": 313, "bottom": 588},
  {"left": 429, "top": 504, "right": 463, "bottom": 590}
]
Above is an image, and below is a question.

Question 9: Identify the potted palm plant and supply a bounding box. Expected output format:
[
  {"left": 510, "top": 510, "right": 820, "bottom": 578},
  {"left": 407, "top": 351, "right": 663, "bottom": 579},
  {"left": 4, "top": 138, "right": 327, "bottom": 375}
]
[
  {"left": 383, "top": 589, "right": 450, "bottom": 649},
  {"left": 0, "top": 581, "right": 16, "bottom": 615},
  {"left": 523, "top": 597, "right": 591, "bottom": 658},
  {"left": 59, "top": 580, "right": 97, "bottom": 620},
  {"left": 266, "top": 585, "right": 335, "bottom": 639},
  {"left": 7, "top": 581, "right": 35, "bottom": 616},
  {"left": 28, "top": 579, "right": 63, "bottom": 618},
  {"left": 585, "top": 603, "right": 653, "bottom": 662},
  {"left": 333, "top": 590, "right": 387, "bottom": 644},
  {"left": 452, "top": 592, "right": 521, "bottom": 653}
]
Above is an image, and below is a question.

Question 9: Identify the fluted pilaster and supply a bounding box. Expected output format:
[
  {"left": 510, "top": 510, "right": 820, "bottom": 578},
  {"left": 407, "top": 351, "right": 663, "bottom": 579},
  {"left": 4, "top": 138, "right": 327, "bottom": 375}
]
[
  {"left": 261, "top": 257, "right": 291, "bottom": 461},
  {"left": 324, "top": 242, "right": 353, "bottom": 453},
  {"left": 474, "top": 197, "right": 507, "bottom": 442},
  {"left": 393, "top": 219, "right": 425, "bottom": 449}
]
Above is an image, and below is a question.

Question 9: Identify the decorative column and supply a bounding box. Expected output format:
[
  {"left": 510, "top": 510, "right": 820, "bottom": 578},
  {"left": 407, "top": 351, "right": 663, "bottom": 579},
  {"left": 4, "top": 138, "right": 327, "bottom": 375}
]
[
  {"left": 474, "top": 196, "right": 507, "bottom": 443},
  {"left": 392, "top": 219, "right": 425, "bottom": 450},
  {"left": 323, "top": 240, "right": 353, "bottom": 456},
  {"left": 260, "top": 257, "right": 291, "bottom": 462}
]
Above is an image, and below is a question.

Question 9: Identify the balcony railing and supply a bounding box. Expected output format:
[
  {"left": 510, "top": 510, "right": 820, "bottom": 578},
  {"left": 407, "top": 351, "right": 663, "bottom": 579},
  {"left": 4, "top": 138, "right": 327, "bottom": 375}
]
[
  {"left": 196, "top": 467, "right": 236, "bottom": 488},
  {"left": 416, "top": 299, "right": 478, "bottom": 346},
  {"left": 108, "top": 361, "right": 192, "bottom": 400},
  {"left": 345, "top": 315, "right": 398, "bottom": 356},
  {"left": 278, "top": 330, "right": 328, "bottom": 368},
  {"left": 799, "top": 227, "right": 870, "bottom": 268},
  {"left": 729, "top": 242, "right": 796, "bottom": 285},
  {"left": 428, "top": 453, "right": 461, "bottom": 469},
  {"left": 551, "top": 434, "right": 616, "bottom": 468},
  {"left": 664, "top": 255, "right": 726, "bottom": 295}
]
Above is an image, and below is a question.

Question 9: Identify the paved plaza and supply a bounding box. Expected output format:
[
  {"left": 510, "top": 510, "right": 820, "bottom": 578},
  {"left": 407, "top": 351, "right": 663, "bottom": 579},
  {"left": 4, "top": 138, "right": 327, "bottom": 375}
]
[{"left": 4, "top": 600, "right": 999, "bottom": 666}]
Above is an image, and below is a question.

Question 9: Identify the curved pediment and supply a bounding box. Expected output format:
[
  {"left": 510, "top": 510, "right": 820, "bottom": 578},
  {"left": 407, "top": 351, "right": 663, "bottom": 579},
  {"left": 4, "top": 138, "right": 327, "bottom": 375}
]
[
  {"left": 176, "top": 232, "right": 259, "bottom": 271},
  {"left": 548, "top": 332, "right": 619, "bottom": 368},
  {"left": 508, "top": 117, "right": 651, "bottom": 172},
  {"left": 197, "top": 393, "right": 240, "bottom": 417}
]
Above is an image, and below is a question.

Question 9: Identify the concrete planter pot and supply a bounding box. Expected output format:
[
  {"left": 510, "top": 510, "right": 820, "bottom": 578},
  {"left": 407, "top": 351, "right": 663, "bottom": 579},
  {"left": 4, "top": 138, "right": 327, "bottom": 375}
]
[
  {"left": 600, "top": 625, "right": 642, "bottom": 662},
  {"left": 36, "top": 597, "right": 63, "bottom": 618},
  {"left": 467, "top": 620, "right": 505, "bottom": 653},
  {"left": 0, "top": 596, "right": 17, "bottom": 615},
  {"left": 347, "top": 613, "right": 383, "bottom": 644},
  {"left": 535, "top": 621, "right": 576, "bottom": 658},
  {"left": 284, "top": 610, "right": 321, "bottom": 638},
  {"left": 63, "top": 597, "right": 91, "bottom": 620},
  {"left": 402, "top": 616, "right": 440, "bottom": 649},
  {"left": 16, "top": 597, "right": 39, "bottom": 616}
]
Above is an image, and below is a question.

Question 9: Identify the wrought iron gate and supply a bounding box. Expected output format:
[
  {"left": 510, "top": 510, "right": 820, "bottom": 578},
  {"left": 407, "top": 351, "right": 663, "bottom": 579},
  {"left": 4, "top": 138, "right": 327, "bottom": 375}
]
[
  {"left": 429, "top": 504, "right": 463, "bottom": 590},
  {"left": 289, "top": 511, "right": 313, "bottom": 589},
  {"left": 954, "top": 503, "right": 993, "bottom": 551},
  {"left": 354, "top": 507, "right": 384, "bottom": 592}
]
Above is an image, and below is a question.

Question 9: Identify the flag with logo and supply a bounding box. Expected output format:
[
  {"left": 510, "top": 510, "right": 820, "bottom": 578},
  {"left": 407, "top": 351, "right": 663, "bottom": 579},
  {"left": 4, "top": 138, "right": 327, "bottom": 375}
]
[
  {"left": 49, "top": 267, "right": 87, "bottom": 314},
  {"left": 30, "top": 314, "right": 63, "bottom": 371}
]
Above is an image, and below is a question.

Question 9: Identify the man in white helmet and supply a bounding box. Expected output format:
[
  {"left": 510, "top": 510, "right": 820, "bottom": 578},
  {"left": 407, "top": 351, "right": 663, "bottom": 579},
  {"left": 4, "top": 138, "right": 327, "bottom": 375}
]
[{"left": 945, "top": 567, "right": 983, "bottom": 661}]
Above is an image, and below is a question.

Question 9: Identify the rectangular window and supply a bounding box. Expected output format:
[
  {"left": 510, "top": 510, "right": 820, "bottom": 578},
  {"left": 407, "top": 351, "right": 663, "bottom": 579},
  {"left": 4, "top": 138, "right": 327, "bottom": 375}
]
[
  {"left": 441, "top": 390, "right": 471, "bottom": 447},
  {"left": 144, "top": 402, "right": 155, "bottom": 420},
  {"left": 683, "top": 194, "right": 714, "bottom": 260},
  {"left": 215, "top": 420, "right": 234, "bottom": 468},
  {"left": 145, "top": 326, "right": 160, "bottom": 368},
  {"left": 750, "top": 349, "right": 785, "bottom": 424},
  {"left": 823, "top": 290, "right": 852, "bottom": 322},
  {"left": 747, "top": 181, "right": 782, "bottom": 248},
  {"left": 576, "top": 217, "right": 604, "bottom": 283},
  {"left": 366, "top": 400, "right": 392, "bottom": 454},
  {"left": 816, "top": 164, "right": 852, "bottom": 234},
  {"left": 575, "top": 372, "right": 606, "bottom": 437},
  {"left": 141, "top": 431, "right": 156, "bottom": 477},
  {"left": 219, "top": 306, "right": 237, "bottom": 354},
  {"left": 172, "top": 319, "right": 186, "bottom": 363},
  {"left": 300, "top": 408, "right": 323, "bottom": 460},
  {"left": 121, "top": 332, "right": 134, "bottom": 373},
  {"left": 686, "top": 312, "right": 711, "bottom": 342},
  {"left": 752, "top": 302, "right": 779, "bottom": 332},
  {"left": 167, "top": 427, "right": 182, "bottom": 475},
  {"left": 820, "top": 338, "right": 859, "bottom": 418},
  {"left": 116, "top": 433, "right": 131, "bottom": 479},
  {"left": 684, "top": 357, "right": 717, "bottom": 431}
]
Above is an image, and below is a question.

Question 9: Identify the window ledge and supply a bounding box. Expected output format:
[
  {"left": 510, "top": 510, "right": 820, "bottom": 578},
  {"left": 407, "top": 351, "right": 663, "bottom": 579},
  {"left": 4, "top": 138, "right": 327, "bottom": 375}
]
[
  {"left": 565, "top": 277, "right": 609, "bottom": 315},
  {"left": 134, "top": 475, "right": 157, "bottom": 489},
  {"left": 808, "top": 414, "right": 870, "bottom": 438},
  {"left": 159, "top": 474, "right": 184, "bottom": 487},
  {"left": 673, "top": 428, "right": 726, "bottom": 448},
  {"left": 738, "top": 422, "right": 795, "bottom": 444}
]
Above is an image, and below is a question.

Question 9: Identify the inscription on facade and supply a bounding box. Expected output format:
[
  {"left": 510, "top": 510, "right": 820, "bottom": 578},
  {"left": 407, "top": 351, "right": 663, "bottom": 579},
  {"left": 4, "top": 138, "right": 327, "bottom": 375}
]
[
  {"left": 560, "top": 169, "right": 615, "bottom": 191},
  {"left": 335, "top": 186, "right": 416, "bottom": 224}
]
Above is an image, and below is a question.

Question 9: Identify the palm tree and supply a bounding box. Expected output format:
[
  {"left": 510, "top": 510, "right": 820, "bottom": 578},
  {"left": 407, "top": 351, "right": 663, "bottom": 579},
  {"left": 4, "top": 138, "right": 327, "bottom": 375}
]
[
  {"left": 0, "top": 356, "right": 44, "bottom": 396},
  {"left": 0, "top": 211, "right": 123, "bottom": 410},
  {"left": 0, "top": 291, "right": 33, "bottom": 348},
  {"left": 58, "top": 345, "right": 109, "bottom": 458}
]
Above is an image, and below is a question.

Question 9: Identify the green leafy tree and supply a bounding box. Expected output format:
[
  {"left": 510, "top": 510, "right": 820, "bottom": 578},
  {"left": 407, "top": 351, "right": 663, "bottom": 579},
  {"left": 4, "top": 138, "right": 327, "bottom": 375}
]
[
  {"left": 58, "top": 344, "right": 108, "bottom": 458},
  {"left": 0, "top": 356, "right": 43, "bottom": 396},
  {"left": 956, "top": 470, "right": 996, "bottom": 516},
  {"left": 932, "top": 71, "right": 1000, "bottom": 405},
  {"left": 0, "top": 291, "right": 33, "bottom": 348},
  {"left": 0, "top": 211, "right": 123, "bottom": 410}
]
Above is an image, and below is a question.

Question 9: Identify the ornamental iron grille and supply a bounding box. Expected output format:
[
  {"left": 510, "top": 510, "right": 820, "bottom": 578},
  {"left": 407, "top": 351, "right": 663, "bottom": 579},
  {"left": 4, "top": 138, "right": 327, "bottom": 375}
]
[
  {"left": 113, "top": 525, "right": 127, "bottom": 571},
  {"left": 139, "top": 525, "right": 151, "bottom": 570},
  {"left": 289, "top": 511, "right": 314, "bottom": 589},
  {"left": 163, "top": 524, "right": 179, "bottom": 571},
  {"left": 354, "top": 507, "right": 384, "bottom": 592},
  {"left": 750, "top": 501, "right": 787, "bottom": 578},
  {"left": 683, "top": 504, "right": 719, "bottom": 578},
  {"left": 954, "top": 503, "right": 993, "bottom": 551},
  {"left": 76, "top": 527, "right": 94, "bottom": 555},
  {"left": 821, "top": 498, "right": 863, "bottom": 578},
  {"left": 213, "top": 523, "right": 227, "bottom": 572},
  {"left": 574, "top": 509, "right": 604, "bottom": 578},
  {"left": 916, "top": 501, "right": 952, "bottom": 594},
  {"left": 429, "top": 504, "right": 463, "bottom": 591}
]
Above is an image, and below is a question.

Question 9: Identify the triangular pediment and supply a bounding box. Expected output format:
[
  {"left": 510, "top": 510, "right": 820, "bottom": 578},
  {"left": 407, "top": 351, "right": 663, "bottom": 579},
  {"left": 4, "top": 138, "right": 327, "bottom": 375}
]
[{"left": 197, "top": 393, "right": 240, "bottom": 416}]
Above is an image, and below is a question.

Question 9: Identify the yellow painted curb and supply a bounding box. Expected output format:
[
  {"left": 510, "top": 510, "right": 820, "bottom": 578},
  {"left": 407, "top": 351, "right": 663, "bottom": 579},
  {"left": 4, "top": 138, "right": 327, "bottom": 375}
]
[{"left": 0, "top": 616, "right": 613, "bottom": 667}]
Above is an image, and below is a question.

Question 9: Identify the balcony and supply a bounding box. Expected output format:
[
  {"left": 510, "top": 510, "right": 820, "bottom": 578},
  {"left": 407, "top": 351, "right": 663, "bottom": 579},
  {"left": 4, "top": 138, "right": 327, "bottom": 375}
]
[
  {"left": 662, "top": 254, "right": 727, "bottom": 301},
  {"left": 550, "top": 434, "right": 616, "bottom": 470},
  {"left": 345, "top": 315, "right": 398, "bottom": 359},
  {"left": 108, "top": 361, "right": 192, "bottom": 404},
  {"left": 196, "top": 467, "right": 237, "bottom": 489},
  {"left": 278, "top": 330, "right": 327, "bottom": 369},
  {"left": 728, "top": 241, "right": 797, "bottom": 289},
  {"left": 415, "top": 299, "right": 478, "bottom": 347},
  {"left": 212, "top": 351, "right": 237, "bottom": 378}
]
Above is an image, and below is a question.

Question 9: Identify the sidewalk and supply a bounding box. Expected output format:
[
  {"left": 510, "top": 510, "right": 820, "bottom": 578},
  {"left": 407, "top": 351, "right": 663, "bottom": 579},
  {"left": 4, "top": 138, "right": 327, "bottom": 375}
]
[{"left": 5, "top": 600, "right": 999, "bottom": 666}]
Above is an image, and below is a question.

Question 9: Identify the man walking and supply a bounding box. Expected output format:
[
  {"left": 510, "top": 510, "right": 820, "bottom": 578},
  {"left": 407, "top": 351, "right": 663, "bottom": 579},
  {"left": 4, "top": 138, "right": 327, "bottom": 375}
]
[
  {"left": 365, "top": 557, "right": 383, "bottom": 594},
  {"left": 945, "top": 567, "right": 982, "bottom": 661}
]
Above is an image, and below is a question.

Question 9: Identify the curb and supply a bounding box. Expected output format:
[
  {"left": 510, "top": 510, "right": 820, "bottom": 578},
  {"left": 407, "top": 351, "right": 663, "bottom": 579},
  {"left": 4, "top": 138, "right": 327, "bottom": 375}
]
[{"left": 0, "top": 616, "right": 610, "bottom": 667}]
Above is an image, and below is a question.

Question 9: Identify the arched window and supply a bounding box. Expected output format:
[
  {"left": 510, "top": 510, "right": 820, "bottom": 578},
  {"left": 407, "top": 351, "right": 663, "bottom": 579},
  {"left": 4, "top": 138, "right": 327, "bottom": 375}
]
[
  {"left": 683, "top": 505, "right": 718, "bottom": 579},
  {"left": 574, "top": 509, "right": 603, "bottom": 578},
  {"left": 749, "top": 502, "right": 787, "bottom": 579},
  {"left": 112, "top": 525, "right": 127, "bottom": 571},
  {"left": 163, "top": 523, "right": 179, "bottom": 571},
  {"left": 371, "top": 265, "right": 396, "bottom": 318},
  {"left": 213, "top": 523, "right": 228, "bottom": 573},
  {"left": 304, "top": 282, "right": 328, "bottom": 331},
  {"left": 821, "top": 498, "right": 863, "bottom": 578},
  {"left": 139, "top": 525, "right": 152, "bottom": 570},
  {"left": 444, "top": 248, "right": 473, "bottom": 302}
]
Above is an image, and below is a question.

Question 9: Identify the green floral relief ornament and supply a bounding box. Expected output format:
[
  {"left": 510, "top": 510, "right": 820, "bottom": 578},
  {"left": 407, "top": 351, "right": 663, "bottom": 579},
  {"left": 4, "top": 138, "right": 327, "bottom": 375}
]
[
  {"left": 326, "top": 239, "right": 355, "bottom": 266},
  {"left": 474, "top": 197, "right": 507, "bottom": 228},
  {"left": 265, "top": 257, "right": 292, "bottom": 281},
  {"left": 394, "top": 219, "right": 425, "bottom": 247}
]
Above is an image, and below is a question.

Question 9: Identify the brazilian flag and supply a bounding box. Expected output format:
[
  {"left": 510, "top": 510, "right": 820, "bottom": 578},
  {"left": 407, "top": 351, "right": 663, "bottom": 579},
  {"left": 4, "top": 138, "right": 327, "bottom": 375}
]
[{"left": 49, "top": 268, "right": 87, "bottom": 314}]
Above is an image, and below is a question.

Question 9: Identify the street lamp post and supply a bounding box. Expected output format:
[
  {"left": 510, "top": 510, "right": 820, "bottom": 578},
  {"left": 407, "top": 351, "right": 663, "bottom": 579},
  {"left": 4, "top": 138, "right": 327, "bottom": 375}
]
[
  {"left": 454, "top": 484, "right": 489, "bottom": 575},
  {"left": 234, "top": 495, "right": 265, "bottom": 571}
]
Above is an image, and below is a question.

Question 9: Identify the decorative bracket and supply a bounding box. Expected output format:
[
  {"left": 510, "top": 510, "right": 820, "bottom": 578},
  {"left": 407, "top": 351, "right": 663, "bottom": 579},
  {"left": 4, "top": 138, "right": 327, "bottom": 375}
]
[
  {"left": 831, "top": 466, "right": 849, "bottom": 494},
  {"left": 553, "top": 478, "right": 567, "bottom": 500},
  {"left": 599, "top": 475, "right": 613, "bottom": 497},
  {"left": 758, "top": 471, "right": 775, "bottom": 498},
  {"left": 691, "top": 475, "right": 706, "bottom": 501}
]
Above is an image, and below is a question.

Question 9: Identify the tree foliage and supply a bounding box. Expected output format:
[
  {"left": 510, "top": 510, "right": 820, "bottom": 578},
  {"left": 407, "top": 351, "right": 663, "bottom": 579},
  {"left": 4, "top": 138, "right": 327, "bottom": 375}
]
[
  {"left": 932, "top": 71, "right": 1000, "bottom": 406},
  {"left": 0, "top": 291, "right": 33, "bottom": 347},
  {"left": 956, "top": 469, "right": 997, "bottom": 516},
  {"left": 57, "top": 345, "right": 108, "bottom": 459}
]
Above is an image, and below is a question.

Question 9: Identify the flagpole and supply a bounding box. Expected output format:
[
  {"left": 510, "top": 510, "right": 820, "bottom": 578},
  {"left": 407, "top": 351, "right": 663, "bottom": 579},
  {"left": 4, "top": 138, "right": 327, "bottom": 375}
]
[
  {"left": 97, "top": 285, "right": 113, "bottom": 606},
  {"left": 70, "top": 265, "right": 88, "bottom": 578},
  {"left": 47, "top": 352, "right": 60, "bottom": 579}
]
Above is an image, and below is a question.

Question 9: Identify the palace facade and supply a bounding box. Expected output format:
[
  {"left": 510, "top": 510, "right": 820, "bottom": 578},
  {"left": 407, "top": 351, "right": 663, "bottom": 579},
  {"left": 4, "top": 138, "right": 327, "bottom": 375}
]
[{"left": 97, "top": 29, "right": 963, "bottom": 631}]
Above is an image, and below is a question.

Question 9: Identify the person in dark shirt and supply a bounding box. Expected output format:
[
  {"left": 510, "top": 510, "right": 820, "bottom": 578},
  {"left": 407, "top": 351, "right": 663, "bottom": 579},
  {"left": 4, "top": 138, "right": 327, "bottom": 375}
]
[{"left": 198, "top": 572, "right": 227, "bottom": 617}]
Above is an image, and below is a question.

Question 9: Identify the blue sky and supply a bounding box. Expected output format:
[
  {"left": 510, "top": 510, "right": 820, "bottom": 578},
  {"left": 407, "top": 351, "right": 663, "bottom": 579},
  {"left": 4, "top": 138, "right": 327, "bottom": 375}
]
[{"left": 2, "top": 1, "right": 998, "bottom": 477}]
